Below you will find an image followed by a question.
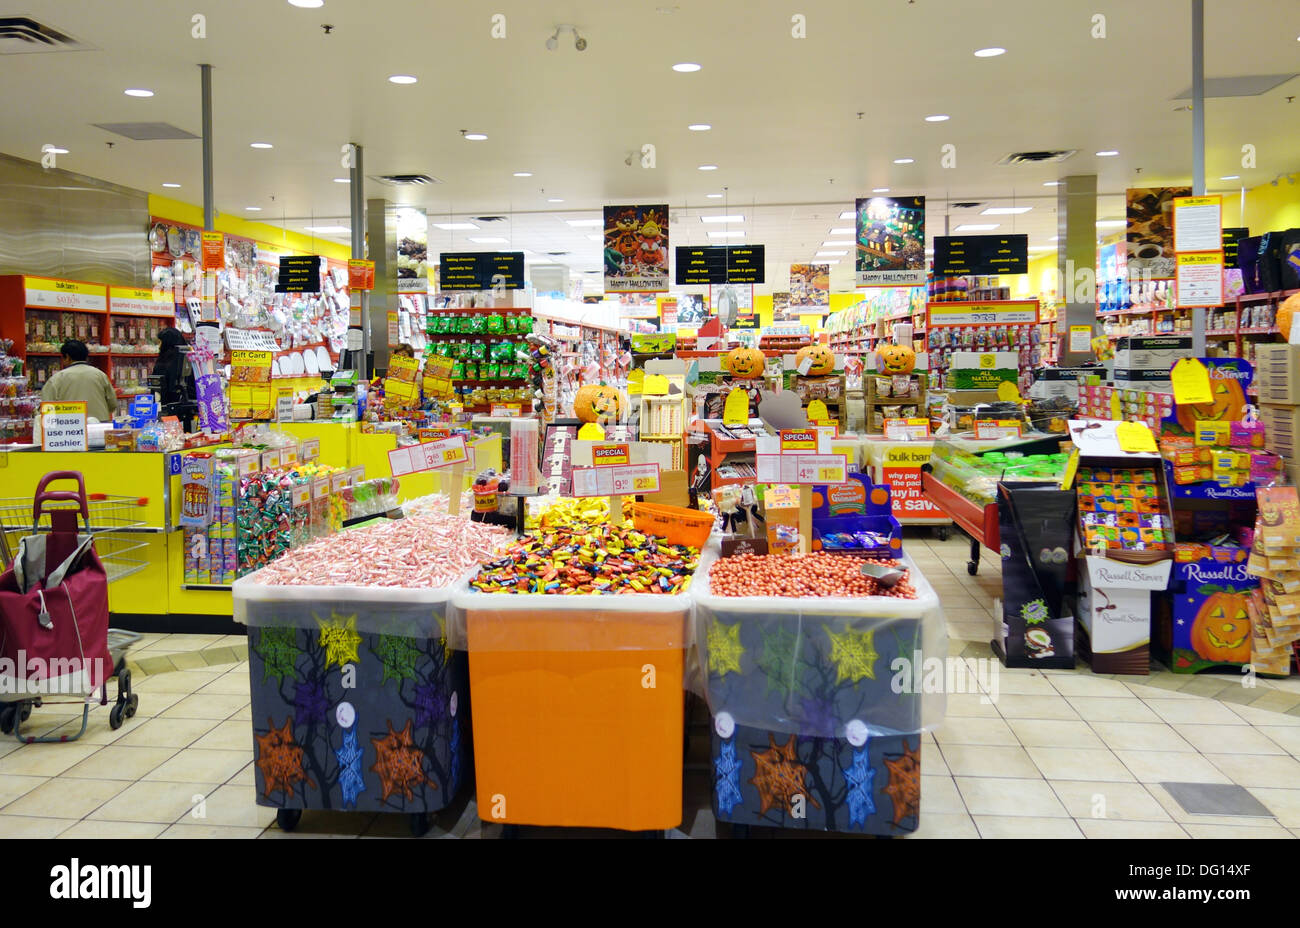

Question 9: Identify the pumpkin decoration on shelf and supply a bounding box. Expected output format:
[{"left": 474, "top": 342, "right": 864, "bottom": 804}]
[
  {"left": 573, "top": 383, "right": 624, "bottom": 424},
  {"left": 1277, "top": 292, "right": 1300, "bottom": 341},
  {"left": 794, "top": 344, "right": 836, "bottom": 377},
  {"left": 1173, "top": 368, "right": 1247, "bottom": 433},
  {"left": 723, "top": 346, "right": 766, "bottom": 379},
  {"left": 878, "top": 343, "right": 916, "bottom": 375},
  {"left": 1188, "top": 587, "right": 1252, "bottom": 664}
]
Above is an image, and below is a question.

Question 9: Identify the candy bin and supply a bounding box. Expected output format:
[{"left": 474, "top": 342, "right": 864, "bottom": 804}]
[
  {"left": 233, "top": 512, "right": 512, "bottom": 835},
  {"left": 692, "top": 547, "right": 945, "bottom": 836},
  {"left": 449, "top": 522, "right": 700, "bottom": 835}
]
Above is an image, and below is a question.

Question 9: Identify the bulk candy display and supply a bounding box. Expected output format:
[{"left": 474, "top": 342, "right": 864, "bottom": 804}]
[{"left": 707, "top": 552, "right": 919, "bottom": 598}]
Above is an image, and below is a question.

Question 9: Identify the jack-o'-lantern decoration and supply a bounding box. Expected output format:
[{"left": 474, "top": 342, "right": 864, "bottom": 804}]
[
  {"left": 724, "top": 346, "right": 766, "bottom": 379},
  {"left": 878, "top": 343, "right": 916, "bottom": 375},
  {"left": 574, "top": 383, "right": 624, "bottom": 424},
  {"left": 1278, "top": 293, "right": 1300, "bottom": 342},
  {"left": 1189, "top": 589, "right": 1252, "bottom": 664},
  {"left": 794, "top": 344, "right": 836, "bottom": 377},
  {"left": 1175, "top": 374, "right": 1246, "bottom": 432}
]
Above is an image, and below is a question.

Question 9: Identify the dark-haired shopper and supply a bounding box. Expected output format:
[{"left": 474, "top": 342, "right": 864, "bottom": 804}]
[{"left": 40, "top": 339, "right": 118, "bottom": 421}]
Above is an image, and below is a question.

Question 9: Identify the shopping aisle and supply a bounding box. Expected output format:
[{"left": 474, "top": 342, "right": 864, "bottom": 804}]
[{"left": 1, "top": 531, "right": 1300, "bottom": 839}]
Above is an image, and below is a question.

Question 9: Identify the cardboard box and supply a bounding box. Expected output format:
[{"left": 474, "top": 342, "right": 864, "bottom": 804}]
[
  {"left": 1112, "top": 368, "right": 1173, "bottom": 390},
  {"left": 1113, "top": 336, "right": 1193, "bottom": 371},
  {"left": 1161, "top": 545, "right": 1254, "bottom": 672},
  {"left": 638, "top": 469, "right": 690, "bottom": 508},
  {"left": 1259, "top": 404, "right": 1300, "bottom": 462},
  {"left": 1254, "top": 342, "right": 1300, "bottom": 406},
  {"left": 1076, "top": 555, "right": 1171, "bottom": 675}
]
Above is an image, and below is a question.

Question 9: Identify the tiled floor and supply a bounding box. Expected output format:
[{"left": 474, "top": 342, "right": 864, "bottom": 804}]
[{"left": 2, "top": 531, "right": 1300, "bottom": 838}]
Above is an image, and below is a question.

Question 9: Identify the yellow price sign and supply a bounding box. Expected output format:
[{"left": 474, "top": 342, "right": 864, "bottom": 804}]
[
  {"left": 1170, "top": 357, "right": 1212, "bottom": 406},
  {"left": 1115, "top": 421, "right": 1158, "bottom": 454},
  {"left": 633, "top": 476, "right": 657, "bottom": 491},
  {"left": 818, "top": 467, "right": 842, "bottom": 481},
  {"left": 441, "top": 448, "right": 461, "bottom": 462}
]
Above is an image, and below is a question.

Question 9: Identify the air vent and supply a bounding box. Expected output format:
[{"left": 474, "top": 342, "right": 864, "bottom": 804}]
[
  {"left": 370, "top": 174, "right": 442, "bottom": 186},
  {"left": 998, "top": 150, "right": 1078, "bottom": 165},
  {"left": 94, "top": 122, "right": 199, "bottom": 141},
  {"left": 473, "top": 216, "right": 508, "bottom": 223},
  {"left": 950, "top": 202, "right": 983, "bottom": 209},
  {"left": 1173, "top": 75, "right": 1298, "bottom": 99},
  {"left": 0, "top": 17, "right": 90, "bottom": 54},
  {"left": 546, "top": 251, "right": 569, "bottom": 256}
]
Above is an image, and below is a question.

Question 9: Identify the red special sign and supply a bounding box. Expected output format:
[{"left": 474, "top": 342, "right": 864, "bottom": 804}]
[
  {"left": 592, "top": 443, "right": 631, "bottom": 466},
  {"left": 779, "top": 429, "right": 818, "bottom": 452}
]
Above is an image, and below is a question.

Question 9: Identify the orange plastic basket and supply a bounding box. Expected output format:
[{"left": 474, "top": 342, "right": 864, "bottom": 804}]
[{"left": 632, "top": 502, "right": 714, "bottom": 549}]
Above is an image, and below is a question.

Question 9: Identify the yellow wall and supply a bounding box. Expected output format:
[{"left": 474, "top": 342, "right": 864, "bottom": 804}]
[
  {"left": 147, "top": 195, "right": 351, "bottom": 261},
  {"left": 753, "top": 292, "right": 858, "bottom": 330},
  {"left": 1242, "top": 180, "right": 1300, "bottom": 235}
]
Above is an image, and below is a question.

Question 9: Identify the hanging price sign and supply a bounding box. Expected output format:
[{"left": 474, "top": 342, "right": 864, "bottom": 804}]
[
  {"left": 387, "top": 435, "right": 469, "bottom": 476},
  {"left": 571, "top": 462, "right": 661, "bottom": 497}
]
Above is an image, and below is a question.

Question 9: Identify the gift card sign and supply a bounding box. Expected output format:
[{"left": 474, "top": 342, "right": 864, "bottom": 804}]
[
  {"left": 572, "top": 462, "right": 661, "bottom": 497},
  {"left": 39, "top": 401, "right": 86, "bottom": 452}
]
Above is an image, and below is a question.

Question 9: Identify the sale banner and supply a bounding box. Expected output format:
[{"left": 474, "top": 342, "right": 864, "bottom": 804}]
[{"left": 881, "top": 445, "right": 943, "bottom": 520}]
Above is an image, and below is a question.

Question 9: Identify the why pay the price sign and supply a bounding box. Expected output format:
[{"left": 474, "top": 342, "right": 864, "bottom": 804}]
[
  {"left": 39, "top": 401, "right": 87, "bottom": 452},
  {"left": 387, "top": 435, "right": 469, "bottom": 477},
  {"left": 571, "top": 462, "right": 661, "bottom": 497}
]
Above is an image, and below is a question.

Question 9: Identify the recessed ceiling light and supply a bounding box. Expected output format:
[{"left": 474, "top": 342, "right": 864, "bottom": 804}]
[
  {"left": 672, "top": 63, "right": 701, "bottom": 72},
  {"left": 547, "top": 198, "right": 564, "bottom": 203},
  {"left": 974, "top": 47, "right": 1006, "bottom": 57},
  {"left": 288, "top": 0, "right": 324, "bottom": 7},
  {"left": 566, "top": 219, "right": 604, "bottom": 227},
  {"left": 1096, "top": 150, "right": 1119, "bottom": 157},
  {"left": 464, "top": 133, "right": 488, "bottom": 141},
  {"left": 706, "top": 193, "right": 724, "bottom": 198},
  {"left": 433, "top": 222, "right": 478, "bottom": 230},
  {"left": 688, "top": 123, "right": 711, "bottom": 131},
  {"left": 468, "top": 236, "right": 509, "bottom": 244},
  {"left": 954, "top": 223, "right": 999, "bottom": 232},
  {"left": 707, "top": 231, "right": 744, "bottom": 238},
  {"left": 872, "top": 187, "right": 890, "bottom": 194},
  {"left": 924, "top": 114, "right": 949, "bottom": 122},
  {"left": 245, "top": 206, "right": 262, "bottom": 211},
  {"left": 981, "top": 206, "right": 1032, "bottom": 215},
  {"left": 250, "top": 142, "right": 273, "bottom": 149},
  {"left": 839, "top": 210, "right": 856, "bottom": 220},
  {"left": 513, "top": 172, "right": 533, "bottom": 177},
  {"left": 829, "top": 227, "right": 854, "bottom": 235},
  {"left": 161, "top": 182, "right": 181, "bottom": 188},
  {"left": 700, "top": 214, "right": 744, "bottom": 223},
  {"left": 333, "top": 177, "right": 350, "bottom": 183},
  {"left": 1096, "top": 220, "right": 1126, "bottom": 227},
  {"left": 822, "top": 240, "right": 852, "bottom": 247},
  {"left": 1220, "top": 175, "right": 1240, "bottom": 180},
  {"left": 816, "top": 251, "right": 847, "bottom": 257},
  {"left": 893, "top": 158, "right": 915, "bottom": 164},
  {"left": 1043, "top": 181, "right": 1062, "bottom": 187},
  {"left": 124, "top": 88, "right": 154, "bottom": 97},
  {"left": 388, "top": 75, "right": 417, "bottom": 85},
  {"left": 304, "top": 225, "right": 351, "bottom": 234},
  {"left": 698, "top": 164, "right": 719, "bottom": 171}
]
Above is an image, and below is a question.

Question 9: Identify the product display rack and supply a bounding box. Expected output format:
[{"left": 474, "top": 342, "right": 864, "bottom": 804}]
[
  {"left": 925, "top": 299, "right": 1041, "bottom": 392},
  {"left": 1202, "top": 289, "right": 1298, "bottom": 363},
  {"left": 696, "top": 418, "right": 761, "bottom": 489},
  {"left": 424, "top": 305, "right": 534, "bottom": 414}
]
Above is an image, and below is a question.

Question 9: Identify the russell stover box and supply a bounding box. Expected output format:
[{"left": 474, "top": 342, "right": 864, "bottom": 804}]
[{"left": 995, "top": 482, "right": 1077, "bottom": 669}]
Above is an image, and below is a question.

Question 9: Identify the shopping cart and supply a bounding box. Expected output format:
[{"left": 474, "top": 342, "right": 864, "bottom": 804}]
[
  {"left": 0, "top": 486, "right": 150, "bottom": 584},
  {"left": 0, "top": 471, "right": 140, "bottom": 742}
]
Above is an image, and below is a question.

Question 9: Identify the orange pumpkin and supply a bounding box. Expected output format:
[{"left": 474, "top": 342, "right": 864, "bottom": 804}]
[
  {"left": 1175, "top": 374, "right": 1245, "bottom": 433},
  {"left": 574, "top": 383, "right": 623, "bottom": 424},
  {"left": 878, "top": 343, "right": 916, "bottom": 375},
  {"left": 1189, "top": 590, "right": 1252, "bottom": 664},
  {"left": 1278, "top": 293, "right": 1300, "bottom": 341},
  {"left": 724, "top": 346, "right": 765, "bottom": 379},
  {"left": 794, "top": 344, "right": 836, "bottom": 376}
]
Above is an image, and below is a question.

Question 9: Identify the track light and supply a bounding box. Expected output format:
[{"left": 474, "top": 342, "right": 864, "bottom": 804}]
[{"left": 546, "top": 24, "right": 587, "bottom": 51}]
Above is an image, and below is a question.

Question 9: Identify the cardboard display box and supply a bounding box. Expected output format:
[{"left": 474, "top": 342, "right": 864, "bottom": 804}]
[
  {"left": 1253, "top": 343, "right": 1300, "bottom": 406},
  {"left": 1259, "top": 404, "right": 1300, "bottom": 462},
  {"left": 1076, "top": 555, "right": 1171, "bottom": 675},
  {"left": 1113, "top": 336, "right": 1193, "bottom": 371}
]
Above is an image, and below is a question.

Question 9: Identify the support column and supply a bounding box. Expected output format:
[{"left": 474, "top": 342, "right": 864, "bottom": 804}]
[
  {"left": 200, "top": 64, "right": 214, "bottom": 232},
  {"left": 1057, "top": 174, "right": 1097, "bottom": 367},
  {"left": 366, "top": 197, "right": 396, "bottom": 374},
  {"left": 1190, "top": 0, "right": 1207, "bottom": 352},
  {"left": 346, "top": 144, "right": 368, "bottom": 375}
]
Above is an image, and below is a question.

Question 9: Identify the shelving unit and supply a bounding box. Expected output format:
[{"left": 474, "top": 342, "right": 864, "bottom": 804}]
[
  {"left": 1202, "top": 289, "right": 1299, "bottom": 363},
  {"left": 696, "top": 418, "right": 761, "bottom": 489},
  {"left": 0, "top": 274, "right": 111, "bottom": 394},
  {"left": 424, "top": 305, "right": 534, "bottom": 414}
]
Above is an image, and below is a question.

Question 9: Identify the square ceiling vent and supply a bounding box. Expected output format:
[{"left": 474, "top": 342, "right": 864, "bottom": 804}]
[
  {"left": 94, "top": 123, "right": 200, "bottom": 141},
  {"left": 369, "top": 174, "right": 443, "bottom": 187},
  {"left": 1173, "top": 75, "right": 1298, "bottom": 98},
  {"left": 0, "top": 17, "right": 91, "bottom": 54},
  {"left": 998, "top": 150, "right": 1078, "bottom": 166}
]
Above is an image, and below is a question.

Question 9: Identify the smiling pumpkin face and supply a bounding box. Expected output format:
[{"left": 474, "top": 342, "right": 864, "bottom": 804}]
[
  {"left": 878, "top": 344, "right": 916, "bottom": 375},
  {"left": 574, "top": 384, "right": 623, "bottom": 424},
  {"left": 795, "top": 344, "right": 836, "bottom": 376},
  {"left": 1175, "top": 374, "right": 1245, "bottom": 432},
  {"left": 724, "top": 346, "right": 765, "bottom": 379},
  {"left": 1189, "top": 591, "right": 1252, "bottom": 664}
]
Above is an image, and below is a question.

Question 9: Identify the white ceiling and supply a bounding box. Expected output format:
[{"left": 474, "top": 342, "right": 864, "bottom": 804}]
[{"left": 2, "top": 0, "right": 1298, "bottom": 293}]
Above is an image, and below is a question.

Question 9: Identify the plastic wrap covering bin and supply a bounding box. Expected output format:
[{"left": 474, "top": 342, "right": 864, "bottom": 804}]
[
  {"left": 232, "top": 577, "right": 468, "bottom": 826},
  {"left": 448, "top": 583, "right": 690, "bottom": 832},
  {"left": 691, "top": 548, "right": 947, "bottom": 835}
]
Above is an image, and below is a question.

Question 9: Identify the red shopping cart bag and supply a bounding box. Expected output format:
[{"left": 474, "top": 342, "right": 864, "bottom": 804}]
[{"left": 0, "top": 473, "right": 112, "bottom": 699}]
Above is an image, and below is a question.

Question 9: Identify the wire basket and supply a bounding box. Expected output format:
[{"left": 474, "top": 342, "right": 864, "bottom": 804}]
[{"left": 0, "top": 494, "right": 150, "bottom": 583}]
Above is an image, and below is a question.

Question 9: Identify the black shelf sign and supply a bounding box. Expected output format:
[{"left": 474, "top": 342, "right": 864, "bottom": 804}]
[
  {"left": 1222, "top": 228, "right": 1249, "bottom": 269},
  {"left": 438, "top": 252, "right": 525, "bottom": 291},
  {"left": 674, "top": 245, "right": 765, "bottom": 285},
  {"left": 275, "top": 256, "right": 322, "bottom": 293},
  {"left": 933, "top": 234, "right": 1028, "bottom": 276}
]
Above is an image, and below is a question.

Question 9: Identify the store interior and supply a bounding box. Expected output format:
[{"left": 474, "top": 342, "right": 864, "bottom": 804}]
[{"left": 0, "top": 0, "right": 1299, "bottom": 845}]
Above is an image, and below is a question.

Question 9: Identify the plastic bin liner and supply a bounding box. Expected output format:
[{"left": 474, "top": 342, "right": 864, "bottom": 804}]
[
  {"left": 690, "top": 548, "right": 948, "bottom": 738},
  {"left": 233, "top": 574, "right": 453, "bottom": 640}
]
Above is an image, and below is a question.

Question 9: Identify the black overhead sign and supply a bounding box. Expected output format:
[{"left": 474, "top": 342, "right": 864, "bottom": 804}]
[
  {"left": 933, "top": 234, "right": 1028, "bottom": 276},
  {"left": 674, "top": 245, "right": 765, "bottom": 285},
  {"left": 1221, "top": 228, "right": 1249, "bottom": 269},
  {"left": 438, "top": 252, "right": 525, "bottom": 291},
  {"left": 275, "top": 255, "right": 322, "bottom": 293}
]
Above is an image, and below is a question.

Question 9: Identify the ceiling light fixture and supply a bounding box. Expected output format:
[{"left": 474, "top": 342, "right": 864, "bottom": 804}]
[
  {"left": 954, "top": 223, "right": 999, "bottom": 231},
  {"left": 433, "top": 222, "right": 478, "bottom": 230},
  {"left": 162, "top": 182, "right": 181, "bottom": 188},
  {"left": 698, "top": 164, "right": 719, "bottom": 171},
  {"left": 304, "top": 225, "right": 351, "bottom": 234},
  {"left": 388, "top": 75, "right": 417, "bottom": 84},
  {"left": 688, "top": 123, "right": 711, "bottom": 131},
  {"left": 513, "top": 171, "right": 533, "bottom": 177},
  {"left": 463, "top": 132, "right": 488, "bottom": 141},
  {"left": 333, "top": 177, "right": 349, "bottom": 183},
  {"left": 829, "top": 227, "right": 854, "bottom": 235},
  {"left": 974, "top": 47, "right": 1006, "bottom": 57},
  {"left": 547, "top": 197, "right": 564, "bottom": 203},
  {"left": 893, "top": 158, "right": 915, "bottom": 164},
  {"left": 245, "top": 206, "right": 262, "bottom": 211},
  {"left": 1043, "top": 181, "right": 1062, "bottom": 187},
  {"left": 1096, "top": 150, "right": 1119, "bottom": 157},
  {"left": 565, "top": 219, "right": 604, "bottom": 227},
  {"left": 706, "top": 193, "right": 724, "bottom": 198},
  {"left": 924, "top": 114, "right": 949, "bottom": 122},
  {"left": 288, "top": 0, "right": 324, "bottom": 7},
  {"left": 124, "top": 88, "right": 154, "bottom": 97},
  {"left": 250, "top": 142, "right": 272, "bottom": 149},
  {"left": 673, "top": 62, "right": 701, "bottom": 72},
  {"left": 700, "top": 214, "right": 744, "bottom": 223},
  {"left": 872, "top": 187, "right": 890, "bottom": 194},
  {"left": 981, "top": 206, "right": 1032, "bottom": 215},
  {"left": 839, "top": 210, "right": 856, "bottom": 219},
  {"left": 1220, "top": 174, "right": 1240, "bottom": 180},
  {"left": 45, "top": 147, "right": 69, "bottom": 154}
]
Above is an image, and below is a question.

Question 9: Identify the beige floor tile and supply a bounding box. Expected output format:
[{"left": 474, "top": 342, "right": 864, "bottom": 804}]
[
  {"left": 920, "top": 746, "right": 948, "bottom": 775},
  {"left": 1065, "top": 696, "right": 1161, "bottom": 723},
  {"left": 940, "top": 744, "right": 1041, "bottom": 779},
  {"left": 229, "top": 706, "right": 252, "bottom": 722},
  {"left": 159, "top": 823, "right": 265, "bottom": 838},
  {"left": 994, "top": 694, "right": 1080, "bottom": 720},
  {"left": 1182, "top": 823, "right": 1294, "bottom": 839},
  {"left": 56, "top": 819, "right": 168, "bottom": 839},
  {"left": 1114, "top": 750, "right": 1233, "bottom": 784},
  {"left": 1027, "top": 747, "right": 1134, "bottom": 782},
  {"left": 0, "top": 773, "right": 47, "bottom": 807},
  {"left": 1077, "top": 819, "right": 1189, "bottom": 838},
  {"left": 192, "top": 719, "right": 255, "bottom": 752},
  {"left": 1046, "top": 675, "right": 1135, "bottom": 698},
  {"left": 198, "top": 673, "right": 253, "bottom": 696},
  {"left": 0, "top": 742, "right": 100, "bottom": 777},
  {"left": 1172, "top": 724, "right": 1286, "bottom": 756},
  {"left": 170, "top": 784, "right": 276, "bottom": 829},
  {"left": 1246, "top": 788, "right": 1300, "bottom": 827},
  {"left": 955, "top": 777, "right": 1069, "bottom": 817},
  {"left": 1206, "top": 753, "right": 1300, "bottom": 789},
  {"left": 0, "top": 814, "right": 77, "bottom": 837},
  {"left": 153, "top": 634, "right": 227, "bottom": 652},
  {"left": 948, "top": 622, "right": 995, "bottom": 642},
  {"left": 63, "top": 745, "right": 178, "bottom": 781},
  {"left": 1048, "top": 780, "right": 1172, "bottom": 821},
  {"left": 160, "top": 693, "right": 250, "bottom": 721},
  {"left": 133, "top": 673, "right": 210, "bottom": 695},
  {"left": 88, "top": 779, "right": 220, "bottom": 823},
  {"left": 128, "top": 690, "right": 189, "bottom": 718},
  {"left": 904, "top": 811, "right": 979, "bottom": 838},
  {"left": 988, "top": 672, "right": 1057, "bottom": 696},
  {"left": 1247, "top": 690, "right": 1300, "bottom": 714},
  {"left": 1007, "top": 719, "right": 1103, "bottom": 749},
  {"left": 1091, "top": 722, "right": 1194, "bottom": 753},
  {"left": 932, "top": 717, "right": 1019, "bottom": 746},
  {"left": 973, "top": 814, "right": 1083, "bottom": 838},
  {"left": 1257, "top": 726, "right": 1300, "bottom": 755},
  {"left": 1145, "top": 698, "right": 1248, "bottom": 726},
  {"left": 1233, "top": 704, "right": 1300, "bottom": 727},
  {"left": 944, "top": 693, "right": 1001, "bottom": 718},
  {"left": 116, "top": 717, "right": 220, "bottom": 749},
  {"left": 919, "top": 775, "right": 966, "bottom": 813},
  {"left": 3, "top": 776, "right": 127, "bottom": 819},
  {"left": 1126, "top": 683, "right": 1198, "bottom": 701},
  {"left": 142, "top": 748, "right": 251, "bottom": 785}
]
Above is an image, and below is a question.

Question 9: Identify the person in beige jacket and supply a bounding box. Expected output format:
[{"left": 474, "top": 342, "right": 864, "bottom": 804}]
[{"left": 40, "top": 339, "right": 118, "bottom": 422}]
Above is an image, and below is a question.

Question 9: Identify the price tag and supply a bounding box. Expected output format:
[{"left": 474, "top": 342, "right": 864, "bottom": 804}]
[
  {"left": 592, "top": 443, "right": 630, "bottom": 466},
  {"left": 419, "top": 428, "right": 452, "bottom": 443},
  {"left": 974, "top": 419, "right": 1023, "bottom": 440},
  {"left": 388, "top": 435, "right": 469, "bottom": 476},
  {"left": 282, "top": 447, "right": 298, "bottom": 466},
  {"left": 490, "top": 404, "right": 520, "bottom": 417},
  {"left": 1115, "top": 420, "right": 1158, "bottom": 454},
  {"left": 806, "top": 399, "right": 829, "bottom": 421},
  {"left": 302, "top": 438, "right": 321, "bottom": 461},
  {"left": 1170, "top": 357, "right": 1212, "bottom": 405},
  {"left": 237, "top": 454, "right": 259, "bottom": 477},
  {"left": 311, "top": 477, "right": 330, "bottom": 499},
  {"left": 996, "top": 381, "right": 1023, "bottom": 402},
  {"left": 291, "top": 485, "right": 310, "bottom": 507},
  {"left": 642, "top": 374, "right": 670, "bottom": 396},
  {"left": 571, "top": 462, "right": 661, "bottom": 497},
  {"left": 1061, "top": 449, "right": 1080, "bottom": 490},
  {"left": 577, "top": 422, "right": 606, "bottom": 441},
  {"left": 779, "top": 428, "right": 819, "bottom": 452},
  {"left": 883, "top": 418, "right": 930, "bottom": 440},
  {"left": 756, "top": 453, "right": 848, "bottom": 485},
  {"left": 722, "top": 387, "right": 750, "bottom": 426},
  {"left": 261, "top": 450, "right": 281, "bottom": 470}
]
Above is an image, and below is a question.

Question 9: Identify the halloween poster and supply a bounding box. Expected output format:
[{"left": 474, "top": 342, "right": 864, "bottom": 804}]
[
  {"left": 1126, "top": 186, "right": 1190, "bottom": 280},
  {"left": 789, "top": 264, "right": 830, "bottom": 309},
  {"left": 855, "top": 195, "right": 927, "bottom": 286},
  {"left": 1258, "top": 486, "right": 1300, "bottom": 547},
  {"left": 604, "top": 204, "right": 669, "bottom": 293}
]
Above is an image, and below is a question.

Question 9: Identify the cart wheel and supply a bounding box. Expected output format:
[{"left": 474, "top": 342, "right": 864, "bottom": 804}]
[
  {"left": 409, "top": 813, "right": 430, "bottom": 837},
  {"left": 276, "top": 809, "right": 302, "bottom": 832},
  {"left": 0, "top": 705, "right": 15, "bottom": 735},
  {"left": 124, "top": 694, "right": 139, "bottom": 719},
  {"left": 17, "top": 703, "right": 30, "bottom": 723},
  {"left": 117, "top": 669, "right": 132, "bottom": 699},
  {"left": 967, "top": 561, "right": 979, "bottom": 576},
  {"left": 936, "top": 526, "right": 951, "bottom": 541},
  {"left": 108, "top": 703, "right": 124, "bottom": 730}
]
